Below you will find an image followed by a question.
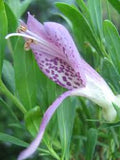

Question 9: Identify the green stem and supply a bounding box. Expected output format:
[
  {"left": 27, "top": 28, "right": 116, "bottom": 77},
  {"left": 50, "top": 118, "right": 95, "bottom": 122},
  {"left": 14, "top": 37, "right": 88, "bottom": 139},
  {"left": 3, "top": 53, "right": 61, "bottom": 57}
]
[{"left": 0, "top": 79, "right": 27, "bottom": 114}]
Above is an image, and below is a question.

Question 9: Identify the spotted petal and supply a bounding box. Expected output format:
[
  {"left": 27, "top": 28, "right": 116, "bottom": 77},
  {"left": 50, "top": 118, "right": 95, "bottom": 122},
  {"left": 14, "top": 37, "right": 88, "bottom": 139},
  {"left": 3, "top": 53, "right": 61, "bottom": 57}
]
[
  {"left": 44, "top": 22, "right": 86, "bottom": 82},
  {"left": 32, "top": 46, "right": 84, "bottom": 90},
  {"left": 6, "top": 13, "right": 86, "bottom": 88},
  {"left": 28, "top": 18, "right": 86, "bottom": 89}
]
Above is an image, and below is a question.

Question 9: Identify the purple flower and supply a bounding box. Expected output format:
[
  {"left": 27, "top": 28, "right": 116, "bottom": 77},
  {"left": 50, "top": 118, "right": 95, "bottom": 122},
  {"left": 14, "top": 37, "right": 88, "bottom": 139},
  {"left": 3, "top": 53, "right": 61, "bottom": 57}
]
[{"left": 6, "top": 13, "right": 119, "bottom": 160}]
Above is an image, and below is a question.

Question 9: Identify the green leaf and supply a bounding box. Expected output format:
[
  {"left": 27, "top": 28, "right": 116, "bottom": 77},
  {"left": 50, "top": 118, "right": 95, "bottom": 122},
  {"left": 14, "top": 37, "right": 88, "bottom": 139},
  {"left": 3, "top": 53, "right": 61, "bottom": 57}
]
[
  {"left": 57, "top": 88, "right": 76, "bottom": 159},
  {"left": 76, "top": 0, "right": 88, "bottom": 14},
  {"left": 100, "top": 58, "right": 120, "bottom": 93},
  {"left": 47, "top": 79, "right": 56, "bottom": 106},
  {"left": 103, "top": 20, "right": 120, "bottom": 74},
  {"left": 9, "top": 123, "right": 24, "bottom": 129},
  {"left": 4, "top": 2, "right": 17, "bottom": 33},
  {"left": 114, "top": 152, "right": 120, "bottom": 158},
  {"left": 6, "top": 0, "right": 32, "bottom": 18},
  {"left": 25, "top": 106, "right": 41, "bottom": 137},
  {"left": 0, "top": 98, "right": 19, "bottom": 122},
  {"left": 86, "top": 128, "right": 98, "bottom": 160},
  {"left": 6, "top": 0, "right": 20, "bottom": 18},
  {"left": 76, "top": 0, "right": 91, "bottom": 24},
  {"left": 36, "top": 69, "right": 48, "bottom": 108},
  {"left": 0, "top": 132, "right": 28, "bottom": 147},
  {"left": 5, "top": 2, "right": 17, "bottom": 52},
  {"left": 0, "top": 0, "right": 8, "bottom": 76},
  {"left": 100, "top": 121, "right": 120, "bottom": 129},
  {"left": 108, "top": 0, "right": 120, "bottom": 14},
  {"left": 113, "top": 103, "right": 120, "bottom": 121},
  {"left": 14, "top": 38, "right": 37, "bottom": 110},
  {"left": 2, "top": 60, "right": 15, "bottom": 93},
  {"left": 20, "top": 0, "right": 32, "bottom": 16},
  {"left": 56, "top": 3, "right": 102, "bottom": 57},
  {"left": 87, "top": 0, "right": 103, "bottom": 39}
]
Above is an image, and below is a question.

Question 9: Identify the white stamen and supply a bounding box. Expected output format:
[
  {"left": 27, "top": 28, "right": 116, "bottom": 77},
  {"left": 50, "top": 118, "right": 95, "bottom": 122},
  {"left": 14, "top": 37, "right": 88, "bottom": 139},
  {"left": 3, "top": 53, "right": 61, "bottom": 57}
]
[
  {"left": 5, "top": 29, "right": 66, "bottom": 59},
  {"left": 26, "top": 30, "right": 42, "bottom": 41},
  {"left": 5, "top": 33, "right": 39, "bottom": 41},
  {"left": 5, "top": 32, "right": 65, "bottom": 59}
]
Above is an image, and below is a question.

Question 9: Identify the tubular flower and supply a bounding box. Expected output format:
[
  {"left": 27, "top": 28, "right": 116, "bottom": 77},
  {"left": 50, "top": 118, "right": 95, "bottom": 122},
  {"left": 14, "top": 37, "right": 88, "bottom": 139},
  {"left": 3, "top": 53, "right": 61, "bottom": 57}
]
[{"left": 6, "top": 13, "right": 120, "bottom": 160}]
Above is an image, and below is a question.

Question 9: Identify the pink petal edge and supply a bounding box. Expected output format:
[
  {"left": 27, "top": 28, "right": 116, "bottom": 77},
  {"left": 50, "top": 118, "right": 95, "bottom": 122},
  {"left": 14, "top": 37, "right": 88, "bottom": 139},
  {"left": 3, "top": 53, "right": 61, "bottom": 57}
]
[
  {"left": 27, "top": 12, "right": 47, "bottom": 38},
  {"left": 17, "top": 91, "right": 72, "bottom": 160}
]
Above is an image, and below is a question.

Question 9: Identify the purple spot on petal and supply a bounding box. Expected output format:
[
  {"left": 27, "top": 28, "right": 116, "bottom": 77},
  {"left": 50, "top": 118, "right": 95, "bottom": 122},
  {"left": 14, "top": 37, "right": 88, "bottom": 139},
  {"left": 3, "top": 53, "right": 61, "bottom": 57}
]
[
  {"left": 54, "top": 60, "right": 57, "bottom": 65},
  {"left": 45, "top": 58, "right": 49, "bottom": 61},
  {"left": 51, "top": 70, "right": 54, "bottom": 75},
  {"left": 45, "top": 69, "right": 50, "bottom": 73},
  {"left": 53, "top": 76, "right": 57, "bottom": 79},
  {"left": 55, "top": 74, "right": 58, "bottom": 77},
  {"left": 63, "top": 47, "right": 65, "bottom": 54},
  {"left": 67, "top": 82, "right": 71, "bottom": 86},
  {"left": 73, "top": 86, "right": 78, "bottom": 89},
  {"left": 58, "top": 69, "right": 62, "bottom": 73},
  {"left": 74, "top": 82, "right": 80, "bottom": 86},
  {"left": 45, "top": 63, "right": 48, "bottom": 66},
  {"left": 65, "top": 72, "right": 69, "bottom": 76},
  {"left": 55, "top": 67, "right": 58, "bottom": 70},
  {"left": 68, "top": 77, "right": 72, "bottom": 80},
  {"left": 62, "top": 76, "right": 67, "bottom": 81}
]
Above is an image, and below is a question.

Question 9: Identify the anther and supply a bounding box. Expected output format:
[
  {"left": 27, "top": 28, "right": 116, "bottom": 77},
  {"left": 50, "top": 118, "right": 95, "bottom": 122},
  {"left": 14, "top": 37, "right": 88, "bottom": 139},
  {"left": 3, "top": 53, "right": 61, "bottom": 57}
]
[
  {"left": 17, "top": 25, "right": 27, "bottom": 33},
  {"left": 24, "top": 39, "right": 33, "bottom": 51}
]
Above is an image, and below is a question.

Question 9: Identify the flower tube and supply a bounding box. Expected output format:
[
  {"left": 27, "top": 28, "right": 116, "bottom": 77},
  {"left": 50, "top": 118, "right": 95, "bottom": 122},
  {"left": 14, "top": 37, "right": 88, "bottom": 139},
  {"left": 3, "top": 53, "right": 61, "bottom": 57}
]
[{"left": 5, "top": 12, "right": 120, "bottom": 160}]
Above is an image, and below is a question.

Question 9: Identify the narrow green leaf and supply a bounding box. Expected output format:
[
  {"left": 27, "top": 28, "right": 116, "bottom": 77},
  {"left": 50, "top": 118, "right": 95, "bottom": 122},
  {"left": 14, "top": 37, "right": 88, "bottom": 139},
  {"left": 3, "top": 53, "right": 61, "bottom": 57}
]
[
  {"left": 113, "top": 103, "right": 120, "bottom": 121},
  {"left": 100, "top": 121, "right": 120, "bottom": 129},
  {"left": 87, "top": 0, "right": 103, "bottom": 39},
  {"left": 6, "top": 0, "right": 32, "bottom": 18},
  {"left": 20, "top": 0, "right": 32, "bottom": 16},
  {"left": 100, "top": 58, "right": 120, "bottom": 93},
  {"left": 0, "top": 98, "right": 19, "bottom": 122},
  {"left": 5, "top": 2, "right": 17, "bottom": 52},
  {"left": 36, "top": 69, "right": 48, "bottom": 108},
  {"left": 86, "top": 128, "right": 98, "bottom": 160},
  {"left": 0, "top": 0, "right": 8, "bottom": 76},
  {"left": 4, "top": 2, "right": 17, "bottom": 33},
  {"left": 114, "top": 152, "right": 120, "bottom": 158},
  {"left": 9, "top": 123, "right": 24, "bottom": 129},
  {"left": 36, "top": 64, "right": 56, "bottom": 110},
  {"left": 2, "top": 60, "right": 15, "bottom": 93},
  {"left": 0, "top": 132, "right": 28, "bottom": 147},
  {"left": 6, "top": 0, "right": 20, "bottom": 18},
  {"left": 56, "top": 3, "right": 102, "bottom": 56},
  {"left": 25, "top": 106, "right": 41, "bottom": 137},
  {"left": 108, "top": 0, "right": 120, "bottom": 14},
  {"left": 14, "top": 38, "right": 37, "bottom": 110},
  {"left": 47, "top": 79, "right": 56, "bottom": 106},
  {"left": 103, "top": 20, "right": 120, "bottom": 74},
  {"left": 43, "top": 80, "right": 59, "bottom": 141},
  {"left": 57, "top": 88, "right": 75, "bottom": 159},
  {"left": 76, "top": 0, "right": 91, "bottom": 23}
]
